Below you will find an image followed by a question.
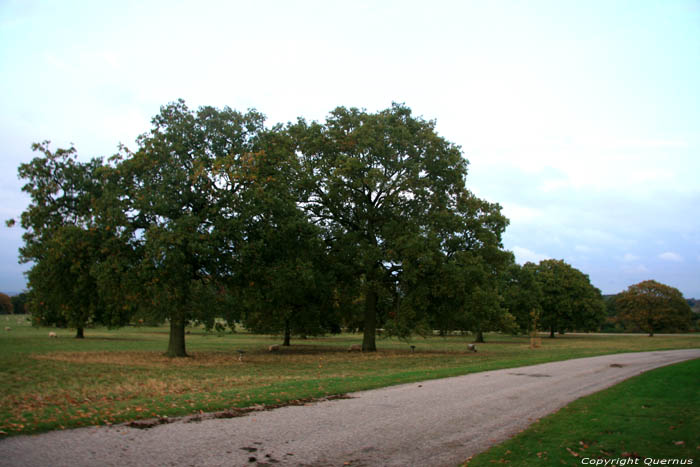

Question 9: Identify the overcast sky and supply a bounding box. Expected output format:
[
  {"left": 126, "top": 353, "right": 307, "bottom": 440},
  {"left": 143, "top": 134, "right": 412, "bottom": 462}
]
[{"left": 1, "top": 0, "right": 698, "bottom": 298}]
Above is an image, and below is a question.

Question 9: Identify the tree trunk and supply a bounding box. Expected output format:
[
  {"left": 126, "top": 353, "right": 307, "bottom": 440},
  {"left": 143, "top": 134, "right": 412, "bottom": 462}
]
[
  {"left": 75, "top": 327, "right": 84, "bottom": 339},
  {"left": 648, "top": 331, "right": 654, "bottom": 337},
  {"left": 474, "top": 331, "right": 484, "bottom": 343},
  {"left": 283, "top": 319, "right": 291, "bottom": 346},
  {"left": 549, "top": 326, "right": 556, "bottom": 338},
  {"left": 166, "top": 314, "right": 187, "bottom": 357},
  {"left": 362, "top": 285, "right": 378, "bottom": 351}
]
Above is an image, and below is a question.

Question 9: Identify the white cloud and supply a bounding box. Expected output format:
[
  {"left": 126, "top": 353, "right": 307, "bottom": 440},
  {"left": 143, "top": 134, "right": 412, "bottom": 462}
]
[
  {"left": 512, "top": 246, "right": 550, "bottom": 265},
  {"left": 659, "top": 252, "right": 683, "bottom": 262},
  {"left": 501, "top": 203, "right": 544, "bottom": 224}
]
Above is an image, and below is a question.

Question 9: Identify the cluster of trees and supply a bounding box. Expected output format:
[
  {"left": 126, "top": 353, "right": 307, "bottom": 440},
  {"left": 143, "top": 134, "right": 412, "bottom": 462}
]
[
  {"left": 10, "top": 101, "right": 612, "bottom": 356},
  {"left": 0, "top": 293, "right": 13, "bottom": 314},
  {"left": 0, "top": 292, "right": 30, "bottom": 314},
  {"left": 501, "top": 259, "right": 606, "bottom": 338}
]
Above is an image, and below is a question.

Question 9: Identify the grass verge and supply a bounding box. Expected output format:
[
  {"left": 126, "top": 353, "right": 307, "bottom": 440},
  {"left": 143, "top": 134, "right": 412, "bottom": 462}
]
[
  {"left": 465, "top": 358, "right": 700, "bottom": 466},
  {"left": 1, "top": 315, "right": 698, "bottom": 438}
]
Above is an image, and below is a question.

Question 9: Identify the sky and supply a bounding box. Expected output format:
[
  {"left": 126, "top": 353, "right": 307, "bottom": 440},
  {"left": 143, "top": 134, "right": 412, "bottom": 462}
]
[{"left": 1, "top": 0, "right": 699, "bottom": 298}]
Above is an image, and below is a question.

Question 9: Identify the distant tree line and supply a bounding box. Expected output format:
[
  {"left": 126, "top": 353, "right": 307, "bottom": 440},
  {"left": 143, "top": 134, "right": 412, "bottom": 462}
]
[{"left": 8, "top": 101, "right": 620, "bottom": 355}]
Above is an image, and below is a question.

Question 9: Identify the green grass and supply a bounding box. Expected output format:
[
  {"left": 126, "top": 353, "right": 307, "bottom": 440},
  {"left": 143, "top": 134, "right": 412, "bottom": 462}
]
[
  {"left": 465, "top": 358, "right": 700, "bottom": 466},
  {"left": 0, "top": 314, "right": 698, "bottom": 438}
]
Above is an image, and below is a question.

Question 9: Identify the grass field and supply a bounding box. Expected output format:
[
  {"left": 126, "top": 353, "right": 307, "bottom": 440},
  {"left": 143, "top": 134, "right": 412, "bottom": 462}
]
[
  {"left": 1, "top": 314, "right": 698, "bottom": 438},
  {"left": 465, "top": 358, "right": 700, "bottom": 466}
]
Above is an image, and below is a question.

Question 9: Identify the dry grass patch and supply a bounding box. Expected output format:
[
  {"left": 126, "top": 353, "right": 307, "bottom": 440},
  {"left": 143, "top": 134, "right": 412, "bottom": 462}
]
[
  {"left": 32, "top": 350, "right": 245, "bottom": 368},
  {"left": 30, "top": 346, "right": 455, "bottom": 368}
]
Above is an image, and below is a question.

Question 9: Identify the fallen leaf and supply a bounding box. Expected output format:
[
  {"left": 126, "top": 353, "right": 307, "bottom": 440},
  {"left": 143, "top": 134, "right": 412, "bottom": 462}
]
[
  {"left": 674, "top": 441, "right": 685, "bottom": 446},
  {"left": 566, "top": 447, "right": 580, "bottom": 457}
]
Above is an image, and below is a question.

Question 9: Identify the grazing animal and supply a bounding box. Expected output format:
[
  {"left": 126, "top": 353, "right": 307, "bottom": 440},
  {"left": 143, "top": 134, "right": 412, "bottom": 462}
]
[
  {"left": 268, "top": 344, "right": 280, "bottom": 352},
  {"left": 467, "top": 344, "right": 477, "bottom": 352},
  {"left": 49, "top": 332, "right": 57, "bottom": 338},
  {"left": 348, "top": 344, "right": 362, "bottom": 352},
  {"left": 4, "top": 327, "right": 10, "bottom": 331},
  {"left": 410, "top": 345, "right": 416, "bottom": 353}
]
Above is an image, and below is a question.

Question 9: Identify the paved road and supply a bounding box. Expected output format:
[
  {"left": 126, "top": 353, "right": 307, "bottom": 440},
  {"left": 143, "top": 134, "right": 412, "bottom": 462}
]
[{"left": 1, "top": 349, "right": 698, "bottom": 467}]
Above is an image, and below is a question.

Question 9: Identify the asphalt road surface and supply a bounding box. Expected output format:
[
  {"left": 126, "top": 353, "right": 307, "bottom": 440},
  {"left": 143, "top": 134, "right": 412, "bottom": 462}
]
[{"left": 1, "top": 349, "right": 698, "bottom": 467}]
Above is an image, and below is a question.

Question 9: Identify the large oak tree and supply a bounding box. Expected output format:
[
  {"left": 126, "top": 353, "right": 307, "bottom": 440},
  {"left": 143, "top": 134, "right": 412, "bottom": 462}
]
[
  {"left": 291, "top": 104, "right": 510, "bottom": 350},
  {"left": 111, "top": 100, "right": 266, "bottom": 356}
]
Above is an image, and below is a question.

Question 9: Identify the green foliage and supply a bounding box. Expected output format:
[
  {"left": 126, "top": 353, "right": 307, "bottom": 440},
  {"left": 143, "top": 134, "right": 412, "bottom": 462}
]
[
  {"left": 291, "top": 104, "right": 511, "bottom": 349},
  {"left": 501, "top": 262, "right": 544, "bottom": 333},
  {"left": 231, "top": 128, "right": 338, "bottom": 344},
  {"left": 10, "top": 293, "right": 28, "bottom": 315},
  {"left": 107, "top": 100, "right": 268, "bottom": 356},
  {"left": 14, "top": 100, "right": 517, "bottom": 354},
  {"left": 530, "top": 259, "right": 606, "bottom": 337},
  {"left": 0, "top": 293, "right": 13, "bottom": 314},
  {"left": 500, "top": 260, "right": 604, "bottom": 337},
  {"left": 15, "top": 142, "right": 131, "bottom": 337},
  {"left": 615, "top": 280, "right": 692, "bottom": 336}
]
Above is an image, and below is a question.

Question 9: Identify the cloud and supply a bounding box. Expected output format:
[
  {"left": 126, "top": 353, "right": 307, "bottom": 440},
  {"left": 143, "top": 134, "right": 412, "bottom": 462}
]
[
  {"left": 658, "top": 252, "right": 683, "bottom": 262},
  {"left": 500, "top": 203, "right": 544, "bottom": 224},
  {"left": 622, "top": 253, "right": 640, "bottom": 262},
  {"left": 512, "top": 246, "right": 550, "bottom": 265}
]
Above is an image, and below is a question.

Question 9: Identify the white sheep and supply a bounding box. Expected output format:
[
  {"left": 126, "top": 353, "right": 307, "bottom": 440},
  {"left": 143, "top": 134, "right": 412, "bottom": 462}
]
[
  {"left": 268, "top": 344, "right": 280, "bottom": 352},
  {"left": 49, "top": 332, "right": 57, "bottom": 338}
]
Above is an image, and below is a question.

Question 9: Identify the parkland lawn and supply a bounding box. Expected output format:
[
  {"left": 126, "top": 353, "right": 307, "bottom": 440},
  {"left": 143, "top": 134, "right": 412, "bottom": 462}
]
[{"left": 1, "top": 315, "right": 698, "bottom": 437}]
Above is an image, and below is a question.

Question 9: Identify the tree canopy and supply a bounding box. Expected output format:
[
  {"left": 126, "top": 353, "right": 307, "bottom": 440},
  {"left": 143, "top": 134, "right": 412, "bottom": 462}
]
[
  {"left": 13, "top": 100, "right": 519, "bottom": 355},
  {"left": 15, "top": 142, "right": 129, "bottom": 337},
  {"left": 615, "top": 280, "right": 692, "bottom": 336},
  {"left": 529, "top": 259, "right": 605, "bottom": 337},
  {"left": 0, "top": 293, "right": 12, "bottom": 314},
  {"left": 290, "top": 104, "right": 510, "bottom": 349},
  {"left": 107, "top": 100, "right": 268, "bottom": 356}
]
